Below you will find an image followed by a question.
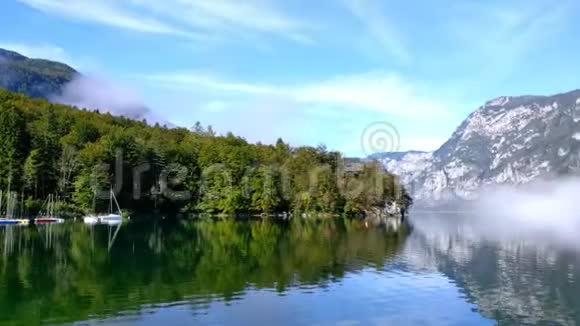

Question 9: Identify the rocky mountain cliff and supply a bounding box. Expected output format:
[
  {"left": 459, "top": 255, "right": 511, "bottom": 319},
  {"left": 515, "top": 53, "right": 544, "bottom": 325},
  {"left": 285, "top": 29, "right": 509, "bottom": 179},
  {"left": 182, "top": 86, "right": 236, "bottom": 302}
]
[
  {"left": 0, "top": 48, "right": 77, "bottom": 98},
  {"left": 375, "top": 89, "right": 580, "bottom": 203}
]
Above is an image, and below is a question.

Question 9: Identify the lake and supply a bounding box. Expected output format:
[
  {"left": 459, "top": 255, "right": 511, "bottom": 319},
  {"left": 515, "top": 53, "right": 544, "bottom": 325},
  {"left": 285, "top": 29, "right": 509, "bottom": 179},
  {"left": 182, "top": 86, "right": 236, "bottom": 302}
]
[{"left": 0, "top": 214, "right": 579, "bottom": 325}]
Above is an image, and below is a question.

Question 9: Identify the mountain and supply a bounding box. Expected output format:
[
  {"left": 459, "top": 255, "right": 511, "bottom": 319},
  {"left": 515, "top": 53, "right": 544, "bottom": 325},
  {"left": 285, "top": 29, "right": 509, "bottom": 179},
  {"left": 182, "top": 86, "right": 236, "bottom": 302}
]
[
  {"left": 374, "top": 89, "right": 580, "bottom": 202},
  {"left": 0, "top": 48, "right": 174, "bottom": 127},
  {"left": 0, "top": 48, "right": 77, "bottom": 98},
  {"left": 368, "top": 150, "right": 427, "bottom": 161}
]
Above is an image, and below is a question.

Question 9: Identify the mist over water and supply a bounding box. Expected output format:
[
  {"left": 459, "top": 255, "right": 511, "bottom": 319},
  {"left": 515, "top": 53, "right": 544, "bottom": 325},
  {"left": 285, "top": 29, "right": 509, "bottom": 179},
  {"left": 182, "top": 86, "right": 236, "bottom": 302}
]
[{"left": 411, "top": 178, "right": 580, "bottom": 250}]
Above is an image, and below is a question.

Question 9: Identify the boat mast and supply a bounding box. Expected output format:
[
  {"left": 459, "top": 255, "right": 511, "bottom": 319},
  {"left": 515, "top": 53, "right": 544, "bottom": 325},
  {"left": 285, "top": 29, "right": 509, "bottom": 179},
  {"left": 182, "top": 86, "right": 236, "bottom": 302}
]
[
  {"left": 4, "top": 193, "right": 8, "bottom": 219},
  {"left": 12, "top": 193, "right": 15, "bottom": 219},
  {"left": 7, "top": 193, "right": 11, "bottom": 218},
  {"left": 6, "top": 176, "right": 11, "bottom": 218},
  {"left": 20, "top": 191, "right": 24, "bottom": 219},
  {"left": 112, "top": 191, "right": 121, "bottom": 215},
  {"left": 92, "top": 188, "right": 96, "bottom": 215},
  {"left": 49, "top": 194, "right": 53, "bottom": 217},
  {"left": 6, "top": 192, "right": 14, "bottom": 219}
]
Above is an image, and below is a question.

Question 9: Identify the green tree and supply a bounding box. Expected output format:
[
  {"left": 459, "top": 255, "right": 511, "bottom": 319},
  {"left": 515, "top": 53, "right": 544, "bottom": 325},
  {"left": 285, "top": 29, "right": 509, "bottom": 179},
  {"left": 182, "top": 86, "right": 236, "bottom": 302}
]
[
  {"left": 0, "top": 88, "right": 412, "bottom": 217},
  {"left": 23, "top": 149, "right": 41, "bottom": 196},
  {"left": 0, "top": 103, "right": 28, "bottom": 190}
]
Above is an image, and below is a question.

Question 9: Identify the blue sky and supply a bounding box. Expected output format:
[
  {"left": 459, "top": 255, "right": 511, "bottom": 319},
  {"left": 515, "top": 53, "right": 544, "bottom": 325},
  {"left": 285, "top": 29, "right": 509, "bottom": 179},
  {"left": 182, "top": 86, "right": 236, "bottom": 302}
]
[{"left": 2, "top": 0, "right": 580, "bottom": 156}]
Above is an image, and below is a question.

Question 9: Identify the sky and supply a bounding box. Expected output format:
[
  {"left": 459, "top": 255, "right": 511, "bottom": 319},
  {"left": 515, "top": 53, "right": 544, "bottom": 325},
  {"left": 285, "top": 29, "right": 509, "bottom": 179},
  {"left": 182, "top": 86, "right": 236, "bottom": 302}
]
[{"left": 2, "top": 0, "right": 580, "bottom": 157}]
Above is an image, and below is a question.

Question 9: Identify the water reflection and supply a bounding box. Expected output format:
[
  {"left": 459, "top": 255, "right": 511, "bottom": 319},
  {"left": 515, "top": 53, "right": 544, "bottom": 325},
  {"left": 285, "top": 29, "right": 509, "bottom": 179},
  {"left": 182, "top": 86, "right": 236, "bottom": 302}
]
[
  {"left": 407, "top": 212, "right": 580, "bottom": 325},
  {"left": 1, "top": 214, "right": 578, "bottom": 325},
  {"left": 0, "top": 218, "right": 408, "bottom": 324}
]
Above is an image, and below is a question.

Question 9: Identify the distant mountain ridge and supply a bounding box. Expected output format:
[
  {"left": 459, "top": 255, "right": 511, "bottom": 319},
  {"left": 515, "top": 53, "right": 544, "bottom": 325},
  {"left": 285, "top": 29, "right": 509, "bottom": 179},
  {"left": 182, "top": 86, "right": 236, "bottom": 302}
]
[
  {"left": 368, "top": 151, "right": 427, "bottom": 161},
  {"left": 0, "top": 48, "right": 161, "bottom": 124},
  {"left": 373, "top": 89, "right": 580, "bottom": 203},
  {"left": 0, "top": 48, "right": 77, "bottom": 98}
]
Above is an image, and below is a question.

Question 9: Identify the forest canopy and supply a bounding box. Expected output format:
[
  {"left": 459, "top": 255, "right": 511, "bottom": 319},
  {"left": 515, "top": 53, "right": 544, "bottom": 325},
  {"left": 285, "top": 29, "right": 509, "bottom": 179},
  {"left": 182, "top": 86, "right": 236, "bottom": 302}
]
[{"left": 0, "top": 88, "right": 411, "bottom": 218}]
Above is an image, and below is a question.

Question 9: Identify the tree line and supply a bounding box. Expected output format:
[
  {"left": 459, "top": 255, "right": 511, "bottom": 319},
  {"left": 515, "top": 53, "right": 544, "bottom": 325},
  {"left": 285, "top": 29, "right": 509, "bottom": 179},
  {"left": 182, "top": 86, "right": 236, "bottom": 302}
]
[{"left": 0, "top": 88, "right": 411, "bottom": 218}]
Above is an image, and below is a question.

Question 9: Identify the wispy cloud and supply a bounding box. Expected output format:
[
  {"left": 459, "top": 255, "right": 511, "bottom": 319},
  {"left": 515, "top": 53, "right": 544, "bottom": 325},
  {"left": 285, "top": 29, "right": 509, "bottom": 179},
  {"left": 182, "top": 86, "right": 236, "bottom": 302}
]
[
  {"left": 450, "top": 0, "right": 576, "bottom": 75},
  {"left": 138, "top": 70, "right": 461, "bottom": 155},
  {"left": 18, "top": 0, "right": 312, "bottom": 44},
  {"left": 342, "top": 0, "right": 410, "bottom": 63},
  {"left": 292, "top": 73, "right": 446, "bottom": 117},
  {"left": 18, "top": 0, "right": 198, "bottom": 38},
  {"left": 134, "top": 0, "right": 310, "bottom": 35},
  {"left": 141, "top": 71, "right": 453, "bottom": 119},
  {"left": 143, "top": 73, "right": 274, "bottom": 95}
]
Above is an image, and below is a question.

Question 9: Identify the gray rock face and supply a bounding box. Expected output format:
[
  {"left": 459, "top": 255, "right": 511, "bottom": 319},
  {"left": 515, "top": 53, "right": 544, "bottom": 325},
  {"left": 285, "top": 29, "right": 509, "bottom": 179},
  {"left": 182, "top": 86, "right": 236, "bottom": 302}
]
[{"left": 374, "top": 89, "right": 580, "bottom": 203}]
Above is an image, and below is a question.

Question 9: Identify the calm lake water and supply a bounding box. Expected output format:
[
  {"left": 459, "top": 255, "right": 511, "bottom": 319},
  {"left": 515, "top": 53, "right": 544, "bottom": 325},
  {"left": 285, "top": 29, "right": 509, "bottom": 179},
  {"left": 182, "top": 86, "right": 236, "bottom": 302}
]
[{"left": 0, "top": 214, "right": 579, "bottom": 325}]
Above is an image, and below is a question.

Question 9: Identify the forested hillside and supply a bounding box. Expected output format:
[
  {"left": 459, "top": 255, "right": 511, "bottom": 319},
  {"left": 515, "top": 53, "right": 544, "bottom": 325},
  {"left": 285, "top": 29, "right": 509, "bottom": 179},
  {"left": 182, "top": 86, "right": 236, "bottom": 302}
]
[
  {"left": 0, "top": 88, "right": 410, "bottom": 218},
  {"left": 0, "top": 48, "right": 77, "bottom": 98}
]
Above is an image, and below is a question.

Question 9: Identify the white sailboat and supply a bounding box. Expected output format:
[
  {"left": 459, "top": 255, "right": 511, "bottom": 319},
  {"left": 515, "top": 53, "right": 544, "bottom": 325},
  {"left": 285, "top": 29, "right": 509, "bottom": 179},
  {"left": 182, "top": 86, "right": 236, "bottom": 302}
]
[
  {"left": 83, "top": 215, "right": 99, "bottom": 225},
  {"left": 83, "top": 189, "right": 100, "bottom": 225},
  {"left": 83, "top": 189, "right": 123, "bottom": 225}
]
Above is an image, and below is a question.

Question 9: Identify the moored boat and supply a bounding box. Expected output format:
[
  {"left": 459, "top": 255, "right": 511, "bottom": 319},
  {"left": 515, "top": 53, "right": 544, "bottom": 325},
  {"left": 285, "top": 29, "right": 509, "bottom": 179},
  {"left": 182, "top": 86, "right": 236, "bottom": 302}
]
[
  {"left": 0, "top": 219, "right": 29, "bottom": 226},
  {"left": 83, "top": 189, "right": 124, "bottom": 225},
  {"left": 34, "top": 217, "right": 64, "bottom": 224},
  {"left": 100, "top": 214, "right": 123, "bottom": 225},
  {"left": 0, "top": 190, "right": 29, "bottom": 226},
  {"left": 34, "top": 194, "right": 64, "bottom": 225},
  {"left": 83, "top": 215, "right": 99, "bottom": 225}
]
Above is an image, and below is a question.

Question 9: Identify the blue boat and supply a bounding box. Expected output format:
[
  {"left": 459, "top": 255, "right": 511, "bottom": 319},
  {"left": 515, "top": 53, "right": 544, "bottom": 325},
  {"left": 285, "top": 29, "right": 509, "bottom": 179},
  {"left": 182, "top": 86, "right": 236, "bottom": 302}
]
[
  {"left": 0, "top": 219, "right": 28, "bottom": 225},
  {"left": 0, "top": 190, "right": 29, "bottom": 226}
]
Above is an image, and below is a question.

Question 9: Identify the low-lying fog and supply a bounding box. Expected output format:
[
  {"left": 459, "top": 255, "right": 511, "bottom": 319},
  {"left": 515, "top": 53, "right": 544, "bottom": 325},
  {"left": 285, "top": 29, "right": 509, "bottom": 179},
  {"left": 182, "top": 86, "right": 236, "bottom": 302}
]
[{"left": 410, "top": 178, "right": 580, "bottom": 250}]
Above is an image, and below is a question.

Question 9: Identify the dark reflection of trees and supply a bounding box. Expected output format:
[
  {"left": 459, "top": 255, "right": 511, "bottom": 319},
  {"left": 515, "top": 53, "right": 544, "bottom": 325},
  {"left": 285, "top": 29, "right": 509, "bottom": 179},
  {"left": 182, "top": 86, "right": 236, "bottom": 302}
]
[{"left": 0, "top": 218, "right": 407, "bottom": 324}]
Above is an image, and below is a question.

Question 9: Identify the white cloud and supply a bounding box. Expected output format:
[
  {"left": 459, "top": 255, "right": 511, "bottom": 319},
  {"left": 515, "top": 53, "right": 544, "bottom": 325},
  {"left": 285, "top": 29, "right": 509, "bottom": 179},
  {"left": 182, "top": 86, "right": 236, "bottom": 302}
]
[
  {"left": 342, "top": 0, "right": 409, "bottom": 63},
  {"left": 19, "top": 0, "right": 311, "bottom": 44},
  {"left": 292, "top": 73, "right": 447, "bottom": 117},
  {"left": 18, "top": 0, "right": 198, "bottom": 38},
  {"left": 144, "top": 73, "right": 274, "bottom": 95},
  {"left": 53, "top": 75, "right": 149, "bottom": 119},
  {"left": 142, "top": 0, "right": 307, "bottom": 33},
  {"left": 138, "top": 70, "right": 460, "bottom": 156},
  {"left": 195, "top": 101, "right": 449, "bottom": 156},
  {"left": 53, "top": 74, "right": 171, "bottom": 125},
  {"left": 142, "top": 71, "right": 452, "bottom": 119}
]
